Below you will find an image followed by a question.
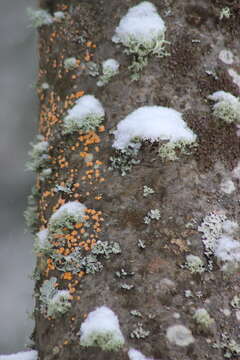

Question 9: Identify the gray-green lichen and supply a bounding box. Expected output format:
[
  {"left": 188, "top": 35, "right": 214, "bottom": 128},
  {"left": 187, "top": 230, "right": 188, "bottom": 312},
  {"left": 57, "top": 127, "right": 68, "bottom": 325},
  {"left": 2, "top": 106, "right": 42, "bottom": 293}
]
[
  {"left": 27, "top": 8, "right": 53, "bottom": 28},
  {"left": 64, "top": 57, "right": 78, "bottom": 70},
  {"left": 208, "top": 91, "right": 240, "bottom": 124},
  {"left": 91, "top": 240, "right": 121, "bottom": 258},
  {"left": 219, "top": 7, "right": 231, "bottom": 20},
  {"left": 193, "top": 308, "right": 214, "bottom": 328},
  {"left": 213, "top": 334, "right": 240, "bottom": 358},
  {"left": 144, "top": 209, "right": 161, "bottom": 224},
  {"left": 39, "top": 277, "right": 71, "bottom": 318},
  {"left": 112, "top": 2, "right": 169, "bottom": 80},
  {"left": 97, "top": 59, "right": 120, "bottom": 87},
  {"left": 26, "top": 136, "right": 49, "bottom": 173},
  {"left": 159, "top": 139, "right": 197, "bottom": 161},
  {"left": 63, "top": 95, "right": 105, "bottom": 134},
  {"left": 24, "top": 186, "right": 40, "bottom": 232},
  {"left": 185, "top": 254, "right": 205, "bottom": 274},
  {"left": 109, "top": 142, "right": 141, "bottom": 176},
  {"left": 143, "top": 185, "right": 155, "bottom": 197},
  {"left": 130, "top": 323, "right": 150, "bottom": 339}
]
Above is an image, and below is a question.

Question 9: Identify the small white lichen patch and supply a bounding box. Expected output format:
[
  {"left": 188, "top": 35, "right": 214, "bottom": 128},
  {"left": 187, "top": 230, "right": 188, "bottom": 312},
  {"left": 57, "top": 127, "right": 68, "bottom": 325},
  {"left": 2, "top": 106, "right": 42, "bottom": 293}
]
[
  {"left": 27, "top": 8, "right": 53, "bottom": 28},
  {"left": 144, "top": 209, "right": 161, "bottom": 224},
  {"left": 219, "top": 7, "right": 231, "bottom": 20},
  {"left": 220, "top": 178, "right": 235, "bottom": 194},
  {"left": 80, "top": 306, "right": 125, "bottom": 351},
  {"left": 166, "top": 324, "right": 194, "bottom": 347},
  {"left": 231, "top": 295, "right": 240, "bottom": 309},
  {"left": 113, "top": 106, "right": 196, "bottom": 150},
  {"left": 198, "top": 212, "right": 228, "bottom": 258},
  {"left": 128, "top": 348, "right": 153, "bottom": 360},
  {"left": 218, "top": 50, "right": 234, "bottom": 65},
  {"left": 143, "top": 185, "right": 155, "bottom": 197},
  {"left": 64, "top": 57, "right": 78, "bottom": 70},
  {"left": 185, "top": 254, "right": 205, "bottom": 274},
  {"left": 193, "top": 308, "right": 214, "bottom": 327},
  {"left": 63, "top": 95, "right": 105, "bottom": 134},
  {"left": 228, "top": 69, "right": 240, "bottom": 90},
  {"left": 34, "top": 228, "right": 51, "bottom": 254},
  {"left": 0, "top": 351, "right": 38, "bottom": 360},
  {"left": 208, "top": 91, "right": 240, "bottom": 124},
  {"left": 97, "top": 59, "right": 120, "bottom": 87}
]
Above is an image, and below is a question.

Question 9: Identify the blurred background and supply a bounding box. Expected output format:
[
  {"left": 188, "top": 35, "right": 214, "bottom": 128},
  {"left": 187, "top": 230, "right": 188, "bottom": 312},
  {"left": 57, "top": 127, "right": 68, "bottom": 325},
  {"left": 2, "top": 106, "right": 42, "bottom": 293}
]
[{"left": 0, "top": 0, "right": 38, "bottom": 354}]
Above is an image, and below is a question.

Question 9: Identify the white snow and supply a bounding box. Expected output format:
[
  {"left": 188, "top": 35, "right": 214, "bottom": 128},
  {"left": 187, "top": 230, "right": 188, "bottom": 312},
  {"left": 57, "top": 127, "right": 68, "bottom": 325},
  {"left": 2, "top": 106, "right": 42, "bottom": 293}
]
[
  {"left": 222, "top": 220, "right": 238, "bottom": 234},
  {"left": 102, "top": 59, "right": 119, "bottom": 73},
  {"left": 0, "top": 351, "right": 38, "bottom": 360},
  {"left": 208, "top": 91, "right": 239, "bottom": 106},
  {"left": 113, "top": 106, "right": 196, "bottom": 149},
  {"left": 112, "top": 2, "right": 166, "bottom": 45},
  {"left": 50, "top": 201, "right": 86, "bottom": 222},
  {"left": 64, "top": 94, "right": 105, "bottom": 126},
  {"left": 215, "top": 235, "right": 240, "bottom": 263},
  {"left": 80, "top": 306, "right": 124, "bottom": 350},
  {"left": 166, "top": 324, "right": 195, "bottom": 347},
  {"left": 128, "top": 348, "right": 153, "bottom": 360}
]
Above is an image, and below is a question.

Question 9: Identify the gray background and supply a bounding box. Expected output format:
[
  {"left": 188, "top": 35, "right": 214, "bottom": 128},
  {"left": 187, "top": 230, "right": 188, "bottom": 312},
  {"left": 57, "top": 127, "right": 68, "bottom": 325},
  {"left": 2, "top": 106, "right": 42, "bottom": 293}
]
[{"left": 0, "top": 0, "right": 37, "bottom": 354}]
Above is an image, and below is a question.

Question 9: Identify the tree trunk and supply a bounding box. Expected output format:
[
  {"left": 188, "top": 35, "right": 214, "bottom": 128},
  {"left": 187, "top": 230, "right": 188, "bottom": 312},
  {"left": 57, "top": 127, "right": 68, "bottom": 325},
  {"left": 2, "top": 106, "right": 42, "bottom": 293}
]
[{"left": 32, "top": 0, "right": 240, "bottom": 359}]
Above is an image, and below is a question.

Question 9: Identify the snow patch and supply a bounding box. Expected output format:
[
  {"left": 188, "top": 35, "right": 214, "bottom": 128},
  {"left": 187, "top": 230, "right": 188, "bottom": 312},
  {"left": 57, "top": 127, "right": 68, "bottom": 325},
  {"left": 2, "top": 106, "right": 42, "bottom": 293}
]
[
  {"left": 80, "top": 306, "right": 125, "bottom": 351},
  {"left": 112, "top": 2, "right": 165, "bottom": 46},
  {"left": 215, "top": 235, "right": 240, "bottom": 263},
  {"left": 63, "top": 95, "right": 105, "bottom": 133},
  {"left": 50, "top": 201, "right": 86, "bottom": 223},
  {"left": 0, "top": 351, "right": 38, "bottom": 360},
  {"left": 113, "top": 106, "right": 196, "bottom": 149},
  {"left": 128, "top": 348, "right": 153, "bottom": 360}
]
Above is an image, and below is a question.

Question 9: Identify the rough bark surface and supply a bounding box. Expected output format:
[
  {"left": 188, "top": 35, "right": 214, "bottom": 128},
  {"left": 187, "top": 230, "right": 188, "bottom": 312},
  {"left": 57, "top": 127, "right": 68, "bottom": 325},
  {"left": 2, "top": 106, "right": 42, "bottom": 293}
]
[{"left": 34, "top": 0, "right": 240, "bottom": 359}]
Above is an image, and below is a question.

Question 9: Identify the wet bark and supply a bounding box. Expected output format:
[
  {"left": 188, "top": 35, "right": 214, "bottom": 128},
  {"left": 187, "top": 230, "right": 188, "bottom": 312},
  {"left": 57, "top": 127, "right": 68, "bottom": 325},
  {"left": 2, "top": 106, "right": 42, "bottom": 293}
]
[{"left": 34, "top": 0, "right": 240, "bottom": 359}]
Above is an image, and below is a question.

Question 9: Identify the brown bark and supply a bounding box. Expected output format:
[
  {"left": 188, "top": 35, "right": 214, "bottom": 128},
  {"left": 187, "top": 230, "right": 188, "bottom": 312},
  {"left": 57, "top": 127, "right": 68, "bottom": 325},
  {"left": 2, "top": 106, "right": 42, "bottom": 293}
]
[{"left": 33, "top": 1, "right": 240, "bottom": 359}]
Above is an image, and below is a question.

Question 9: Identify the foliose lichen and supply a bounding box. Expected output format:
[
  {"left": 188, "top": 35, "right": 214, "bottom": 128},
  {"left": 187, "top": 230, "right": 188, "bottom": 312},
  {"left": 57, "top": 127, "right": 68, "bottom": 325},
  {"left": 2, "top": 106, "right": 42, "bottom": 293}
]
[
  {"left": 144, "top": 209, "right": 161, "bottom": 224},
  {"left": 97, "top": 59, "right": 120, "bottom": 87},
  {"left": 193, "top": 308, "right": 214, "bottom": 328},
  {"left": 185, "top": 254, "right": 205, "bottom": 274},
  {"left": 39, "top": 277, "right": 71, "bottom": 318},
  {"left": 27, "top": 8, "right": 53, "bottom": 28}
]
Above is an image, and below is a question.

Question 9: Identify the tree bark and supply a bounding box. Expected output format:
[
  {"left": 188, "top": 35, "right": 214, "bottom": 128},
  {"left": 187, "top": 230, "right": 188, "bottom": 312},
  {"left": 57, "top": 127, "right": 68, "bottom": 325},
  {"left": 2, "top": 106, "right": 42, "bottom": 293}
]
[{"left": 33, "top": 0, "right": 240, "bottom": 359}]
